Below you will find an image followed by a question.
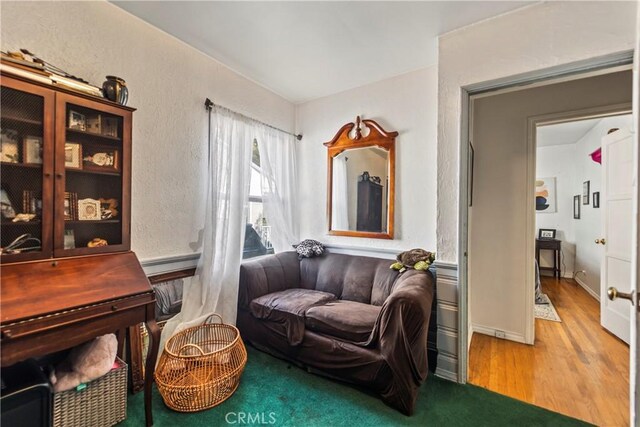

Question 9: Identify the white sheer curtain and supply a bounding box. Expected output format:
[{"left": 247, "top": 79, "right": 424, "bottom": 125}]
[
  {"left": 331, "top": 156, "right": 350, "bottom": 230},
  {"left": 255, "top": 126, "right": 299, "bottom": 252},
  {"left": 160, "top": 106, "right": 253, "bottom": 349}
]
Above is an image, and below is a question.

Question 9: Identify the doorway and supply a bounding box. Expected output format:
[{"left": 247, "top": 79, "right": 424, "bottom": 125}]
[{"left": 464, "top": 68, "right": 633, "bottom": 425}]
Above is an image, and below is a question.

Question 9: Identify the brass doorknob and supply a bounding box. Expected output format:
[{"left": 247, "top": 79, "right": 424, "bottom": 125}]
[
  {"left": 595, "top": 238, "right": 606, "bottom": 245},
  {"left": 607, "top": 287, "right": 635, "bottom": 304}
]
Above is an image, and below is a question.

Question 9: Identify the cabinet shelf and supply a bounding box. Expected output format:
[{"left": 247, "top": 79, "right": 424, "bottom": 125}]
[
  {"left": 1, "top": 162, "right": 43, "bottom": 169},
  {"left": 65, "top": 220, "right": 120, "bottom": 225},
  {"left": 1, "top": 114, "right": 43, "bottom": 126},
  {"left": 66, "top": 168, "right": 120, "bottom": 177},
  {"left": 66, "top": 128, "right": 121, "bottom": 142},
  {"left": 2, "top": 220, "right": 41, "bottom": 226}
]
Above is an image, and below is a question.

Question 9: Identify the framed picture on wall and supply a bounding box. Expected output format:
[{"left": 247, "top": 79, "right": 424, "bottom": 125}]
[
  {"left": 593, "top": 191, "right": 600, "bottom": 208},
  {"left": 582, "top": 180, "right": 590, "bottom": 205},
  {"left": 573, "top": 195, "right": 581, "bottom": 219},
  {"left": 535, "top": 177, "right": 556, "bottom": 213}
]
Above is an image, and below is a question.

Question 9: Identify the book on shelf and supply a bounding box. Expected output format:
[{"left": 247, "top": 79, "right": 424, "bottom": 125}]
[
  {"left": 1, "top": 59, "right": 103, "bottom": 98},
  {"left": 1, "top": 54, "right": 46, "bottom": 71},
  {"left": 49, "top": 74, "right": 103, "bottom": 98},
  {"left": 0, "top": 63, "right": 52, "bottom": 84}
]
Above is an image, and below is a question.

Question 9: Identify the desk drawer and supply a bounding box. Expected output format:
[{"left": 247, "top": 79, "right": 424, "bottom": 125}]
[{"left": 536, "top": 240, "right": 560, "bottom": 250}]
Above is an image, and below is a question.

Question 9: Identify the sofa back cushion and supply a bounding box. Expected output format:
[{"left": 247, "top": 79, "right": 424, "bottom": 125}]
[
  {"left": 239, "top": 251, "right": 301, "bottom": 309},
  {"left": 300, "top": 253, "right": 398, "bottom": 305}
]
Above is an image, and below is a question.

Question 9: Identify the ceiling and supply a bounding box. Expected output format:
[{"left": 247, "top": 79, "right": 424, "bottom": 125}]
[
  {"left": 111, "top": 1, "right": 532, "bottom": 103},
  {"left": 536, "top": 118, "right": 602, "bottom": 147}
]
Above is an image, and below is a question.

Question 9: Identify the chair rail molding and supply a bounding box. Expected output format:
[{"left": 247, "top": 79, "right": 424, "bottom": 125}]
[
  {"left": 140, "top": 253, "right": 200, "bottom": 276},
  {"left": 140, "top": 251, "right": 461, "bottom": 382}
]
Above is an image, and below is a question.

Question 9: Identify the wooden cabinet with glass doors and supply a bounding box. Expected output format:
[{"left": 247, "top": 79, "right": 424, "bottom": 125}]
[{"left": 1, "top": 73, "right": 134, "bottom": 263}]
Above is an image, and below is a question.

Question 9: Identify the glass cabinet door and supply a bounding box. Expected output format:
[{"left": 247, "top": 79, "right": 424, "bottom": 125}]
[
  {"left": 1, "top": 78, "right": 54, "bottom": 262},
  {"left": 54, "top": 94, "right": 131, "bottom": 257}
]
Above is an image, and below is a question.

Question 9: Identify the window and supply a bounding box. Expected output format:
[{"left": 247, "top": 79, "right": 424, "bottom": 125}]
[{"left": 243, "top": 140, "right": 273, "bottom": 259}]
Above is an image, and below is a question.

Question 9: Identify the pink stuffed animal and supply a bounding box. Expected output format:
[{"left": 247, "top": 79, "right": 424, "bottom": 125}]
[{"left": 49, "top": 334, "right": 117, "bottom": 393}]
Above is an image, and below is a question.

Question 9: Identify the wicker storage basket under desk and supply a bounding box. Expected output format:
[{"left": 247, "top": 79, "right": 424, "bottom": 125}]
[
  {"left": 155, "top": 314, "right": 247, "bottom": 412},
  {"left": 52, "top": 357, "right": 127, "bottom": 427}
]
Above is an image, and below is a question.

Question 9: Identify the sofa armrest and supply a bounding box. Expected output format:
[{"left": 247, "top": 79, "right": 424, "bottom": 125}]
[
  {"left": 371, "top": 269, "right": 435, "bottom": 414},
  {"left": 238, "top": 252, "right": 301, "bottom": 310}
]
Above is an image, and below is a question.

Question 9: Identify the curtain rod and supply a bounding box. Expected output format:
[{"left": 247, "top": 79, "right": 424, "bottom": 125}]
[{"left": 204, "top": 98, "right": 302, "bottom": 141}]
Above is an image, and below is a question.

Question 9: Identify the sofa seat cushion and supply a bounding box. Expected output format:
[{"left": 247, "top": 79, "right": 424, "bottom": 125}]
[
  {"left": 250, "top": 289, "right": 337, "bottom": 345},
  {"left": 305, "top": 300, "right": 381, "bottom": 344}
]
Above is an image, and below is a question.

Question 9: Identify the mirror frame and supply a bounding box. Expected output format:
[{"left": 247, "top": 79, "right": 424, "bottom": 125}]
[{"left": 324, "top": 116, "right": 397, "bottom": 239}]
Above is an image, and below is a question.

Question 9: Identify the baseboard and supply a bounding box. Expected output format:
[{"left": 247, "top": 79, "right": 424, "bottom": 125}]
[
  {"left": 471, "top": 324, "right": 527, "bottom": 344},
  {"left": 435, "top": 367, "right": 458, "bottom": 382},
  {"left": 467, "top": 323, "right": 474, "bottom": 350},
  {"left": 435, "top": 353, "right": 458, "bottom": 382},
  {"left": 574, "top": 276, "right": 600, "bottom": 301},
  {"left": 539, "top": 271, "right": 574, "bottom": 279}
]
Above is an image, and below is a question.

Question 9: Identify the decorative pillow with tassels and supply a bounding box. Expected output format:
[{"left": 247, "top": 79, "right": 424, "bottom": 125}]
[{"left": 293, "top": 239, "right": 325, "bottom": 260}]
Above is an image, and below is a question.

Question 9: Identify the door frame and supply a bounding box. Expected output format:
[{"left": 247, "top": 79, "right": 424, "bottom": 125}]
[
  {"left": 458, "top": 50, "right": 634, "bottom": 383},
  {"left": 526, "top": 103, "right": 632, "bottom": 341}
]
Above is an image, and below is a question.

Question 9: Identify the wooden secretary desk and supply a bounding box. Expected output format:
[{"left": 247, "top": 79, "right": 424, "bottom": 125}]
[{"left": 0, "top": 72, "right": 159, "bottom": 426}]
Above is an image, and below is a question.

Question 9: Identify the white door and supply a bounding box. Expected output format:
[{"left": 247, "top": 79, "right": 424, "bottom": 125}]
[{"left": 600, "top": 128, "right": 634, "bottom": 345}]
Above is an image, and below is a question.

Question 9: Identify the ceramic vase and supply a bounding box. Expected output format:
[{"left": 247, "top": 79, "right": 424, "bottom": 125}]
[{"left": 102, "top": 76, "right": 129, "bottom": 106}]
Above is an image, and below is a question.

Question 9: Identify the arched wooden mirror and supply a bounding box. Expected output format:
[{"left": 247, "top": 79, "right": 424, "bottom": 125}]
[{"left": 324, "top": 117, "right": 397, "bottom": 239}]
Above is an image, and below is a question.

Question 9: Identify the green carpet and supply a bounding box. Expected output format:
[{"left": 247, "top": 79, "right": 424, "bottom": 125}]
[{"left": 121, "top": 346, "right": 589, "bottom": 426}]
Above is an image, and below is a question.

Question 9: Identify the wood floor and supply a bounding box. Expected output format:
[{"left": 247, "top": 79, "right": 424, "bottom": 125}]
[{"left": 468, "top": 277, "right": 629, "bottom": 426}]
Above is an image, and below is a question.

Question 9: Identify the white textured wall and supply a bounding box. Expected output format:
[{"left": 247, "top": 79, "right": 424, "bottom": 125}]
[
  {"left": 535, "top": 144, "right": 577, "bottom": 276},
  {"left": 295, "top": 67, "right": 437, "bottom": 253},
  {"left": 1, "top": 1, "right": 295, "bottom": 261},
  {"left": 438, "top": 1, "right": 637, "bottom": 263},
  {"left": 574, "top": 115, "right": 633, "bottom": 297}
]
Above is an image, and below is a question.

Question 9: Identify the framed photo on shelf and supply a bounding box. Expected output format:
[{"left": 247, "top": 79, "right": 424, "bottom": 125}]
[
  {"left": 1, "top": 141, "right": 19, "bottom": 163},
  {"left": 1, "top": 128, "right": 19, "bottom": 163},
  {"left": 102, "top": 116, "right": 118, "bottom": 138},
  {"left": 23, "top": 136, "right": 43, "bottom": 165},
  {"left": 64, "top": 229, "right": 76, "bottom": 249},
  {"left": 85, "top": 114, "right": 102, "bottom": 134},
  {"left": 593, "top": 191, "right": 600, "bottom": 208},
  {"left": 1, "top": 188, "right": 17, "bottom": 219},
  {"left": 538, "top": 228, "right": 556, "bottom": 240},
  {"left": 83, "top": 146, "right": 120, "bottom": 173},
  {"left": 64, "top": 192, "right": 77, "bottom": 220},
  {"left": 78, "top": 198, "right": 101, "bottom": 221},
  {"left": 64, "top": 143, "right": 82, "bottom": 169},
  {"left": 68, "top": 110, "right": 86, "bottom": 131},
  {"left": 22, "top": 190, "right": 42, "bottom": 216},
  {"left": 582, "top": 180, "right": 590, "bottom": 205},
  {"left": 573, "top": 195, "right": 581, "bottom": 219}
]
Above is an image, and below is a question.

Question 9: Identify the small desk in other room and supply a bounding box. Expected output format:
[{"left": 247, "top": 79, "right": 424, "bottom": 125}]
[{"left": 535, "top": 238, "right": 561, "bottom": 279}]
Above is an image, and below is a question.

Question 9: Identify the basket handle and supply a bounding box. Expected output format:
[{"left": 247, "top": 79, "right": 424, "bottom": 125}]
[
  {"left": 204, "top": 313, "right": 223, "bottom": 324},
  {"left": 177, "top": 343, "right": 205, "bottom": 356}
]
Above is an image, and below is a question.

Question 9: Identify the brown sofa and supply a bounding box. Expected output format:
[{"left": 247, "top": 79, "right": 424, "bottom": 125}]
[{"left": 237, "top": 251, "right": 436, "bottom": 415}]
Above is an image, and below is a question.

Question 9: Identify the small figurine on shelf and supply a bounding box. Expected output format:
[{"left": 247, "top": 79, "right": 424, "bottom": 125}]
[
  {"left": 12, "top": 213, "right": 36, "bottom": 222},
  {"left": 84, "top": 152, "right": 116, "bottom": 167},
  {"left": 87, "top": 238, "right": 108, "bottom": 248}
]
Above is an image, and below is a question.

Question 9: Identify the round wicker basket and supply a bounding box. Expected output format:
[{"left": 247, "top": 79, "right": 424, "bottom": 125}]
[{"left": 155, "top": 314, "right": 247, "bottom": 412}]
